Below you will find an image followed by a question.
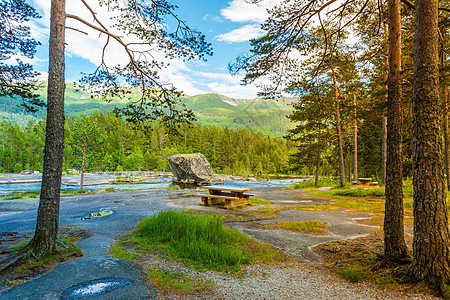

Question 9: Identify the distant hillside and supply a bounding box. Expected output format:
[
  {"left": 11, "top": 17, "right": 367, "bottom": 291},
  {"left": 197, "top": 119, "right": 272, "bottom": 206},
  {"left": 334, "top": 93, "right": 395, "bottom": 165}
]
[{"left": 0, "top": 83, "right": 295, "bottom": 137}]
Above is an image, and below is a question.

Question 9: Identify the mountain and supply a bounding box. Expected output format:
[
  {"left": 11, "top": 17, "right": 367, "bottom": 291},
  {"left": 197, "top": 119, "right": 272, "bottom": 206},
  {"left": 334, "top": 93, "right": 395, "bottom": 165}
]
[{"left": 0, "top": 83, "right": 295, "bottom": 137}]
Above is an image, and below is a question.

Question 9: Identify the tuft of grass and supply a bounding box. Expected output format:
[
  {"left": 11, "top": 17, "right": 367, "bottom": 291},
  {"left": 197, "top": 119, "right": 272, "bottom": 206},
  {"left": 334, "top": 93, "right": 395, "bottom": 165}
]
[
  {"left": 105, "top": 187, "right": 115, "bottom": 192},
  {"left": 249, "top": 197, "right": 271, "bottom": 205},
  {"left": 135, "top": 210, "right": 252, "bottom": 270},
  {"left": 75, "top": 189, "right": 87, "bottom": 194},
  {"left": 276, "top": 220, "right": 328, "bottom": 234},
  {"left": 27, "top": 193, "right": 38, "bottom": 199},
  {"left": 326, "top": 187, "right": 385, "bottom": 197},
  {"left": 285, "top": 179, "right": 341, "bottom": 190},
  {"left": 3, "top": 193, "right": 23, "bottom": 200},
  {"left": 166, "top": 184, "right": 181, "bottom": 190},
  {"left": 336, "top": 265, "right": 368, "bottom": 283},
  {"left": 149, "top": 268, "right": 212, "bottom": 291},
  {"left": 111, "top": 210, "right": 289, "bottom": 272}
]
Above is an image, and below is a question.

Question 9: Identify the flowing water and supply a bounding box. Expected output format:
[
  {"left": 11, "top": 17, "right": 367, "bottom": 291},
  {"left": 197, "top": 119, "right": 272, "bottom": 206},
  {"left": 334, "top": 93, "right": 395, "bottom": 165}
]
[{"left": 0, "top": 175, "right": 309, "bottom": 199}]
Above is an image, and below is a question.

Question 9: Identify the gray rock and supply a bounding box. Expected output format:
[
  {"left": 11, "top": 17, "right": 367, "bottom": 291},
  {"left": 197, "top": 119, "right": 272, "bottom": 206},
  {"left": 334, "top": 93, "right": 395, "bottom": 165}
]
[{"left": 168, "top": 153, "right": 213, "bottom": 185}]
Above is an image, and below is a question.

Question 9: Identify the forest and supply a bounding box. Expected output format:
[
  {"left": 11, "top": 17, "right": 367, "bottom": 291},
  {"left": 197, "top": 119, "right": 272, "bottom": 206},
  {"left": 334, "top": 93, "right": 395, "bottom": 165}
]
[{"left": 0, "top": 111, "right": 295, "bottom": 176}]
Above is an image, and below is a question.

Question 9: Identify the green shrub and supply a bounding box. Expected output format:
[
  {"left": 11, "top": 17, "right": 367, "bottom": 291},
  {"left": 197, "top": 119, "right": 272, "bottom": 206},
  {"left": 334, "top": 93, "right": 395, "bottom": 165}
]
[{"left": 28, "top": 193, "right": 38, "bottom": 198}]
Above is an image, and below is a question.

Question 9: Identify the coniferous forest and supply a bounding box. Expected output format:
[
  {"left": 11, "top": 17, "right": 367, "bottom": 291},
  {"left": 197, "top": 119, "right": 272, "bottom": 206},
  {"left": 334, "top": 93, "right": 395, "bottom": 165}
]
[{"left": 0, "top": 111, "right": 295, "bottom": 176}]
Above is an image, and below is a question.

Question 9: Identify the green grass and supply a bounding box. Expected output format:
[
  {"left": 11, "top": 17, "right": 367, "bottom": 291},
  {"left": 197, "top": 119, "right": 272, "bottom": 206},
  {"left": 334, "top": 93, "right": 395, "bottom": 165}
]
[
  {"left": 166, "top": 185, "right": 181, "bottom": 190},
  {"left": 249, "top": 197, "right": 271, "bottom": 205},
  {"left": 336, "top": 265, "right": 368, "bottom": 283},
  {"left": 285, "top": 179, "right": 341, "bottom": 190},
  {"left": 112, "top": 210, "right": 288, "bottom": 272},
  {"left": 149, "top": 268, "right": 212, "bottom": 291},
  {"left": 3, "top": 193, "right": 23, "bottom": 200},
  {"left": 135, "top": 210, "right": 252, "bottom": 270},
  {"left": 276, "top": 220, "right": 328, "bottom": 234},
  {"left": 326, "top": 187, "right": 386, "bottom": 197}
]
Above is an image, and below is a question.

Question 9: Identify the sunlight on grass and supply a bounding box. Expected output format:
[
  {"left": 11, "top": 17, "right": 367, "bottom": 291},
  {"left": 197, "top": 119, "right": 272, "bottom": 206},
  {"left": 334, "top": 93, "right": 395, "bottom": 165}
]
[
  {"left": 262, "top": 220, "right": 328, "bottom": 235},
  {"left": 285, "top": 179, "right": 341, "bottom": 190},
  {"left": 249, "top": 197, "right": 271, "bottom": 205},
  {"left": 149, "top": 268, "right": 212, "bottom": 291},
  {"left": 111, "top": 210, "right": 288, "bottom": 272}
]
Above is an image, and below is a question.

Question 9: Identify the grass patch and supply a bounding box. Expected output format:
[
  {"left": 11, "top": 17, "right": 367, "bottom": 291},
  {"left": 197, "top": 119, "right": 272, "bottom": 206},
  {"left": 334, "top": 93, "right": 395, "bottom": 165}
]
[
  {"left": 327, "top": 187, "right": 385, "bottom": 197},
  {"left": 285, "top": 179, "right": 341, "bottom": 190},
  {"left": 166, "top": 184, "right": 181, "bottom": 190},
  {"left": 112, "top": 210, "right": 288, "bottom": 272},
  {"left": 336, "top": 265, "right": 368, "bottom": 283},
  {"left": 149, "top": 268, "right": 212, "bottom": 291},
  {"left": 3, "top": 193, "right": 23, "bottom": 200},
  {"left": 258, "top": 220, "right": 328, "bottom": 235},
  {"left": 249, "top": 197, "right": 271, "bottom": 205},
  {"left": 277, "top": 220, "right": 328, "bottom": 234},
  {"left": 135, "top": 210, "right": 253, "bottom": 271}
]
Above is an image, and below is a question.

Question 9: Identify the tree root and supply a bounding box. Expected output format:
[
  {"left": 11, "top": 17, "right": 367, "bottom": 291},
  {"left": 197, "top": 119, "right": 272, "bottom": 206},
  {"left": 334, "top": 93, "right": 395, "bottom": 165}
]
[{"left": 0, "top": 250, "right": 30, "bottom": 273}]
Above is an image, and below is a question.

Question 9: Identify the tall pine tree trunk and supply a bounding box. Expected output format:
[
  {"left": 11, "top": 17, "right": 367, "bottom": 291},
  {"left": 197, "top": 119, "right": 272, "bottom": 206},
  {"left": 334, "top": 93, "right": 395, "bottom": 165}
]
[
  {"left": 444, "top": 86, "right": 450, "bottom": 191},
  {"left": 441, "top": 27, "right": 450, "bottom": 191},
  {"left": 331, "top": 65, "right": 345, "bottom": 187},
  {"left": 384, "top": 0, "right": 408, "bottom": 262},
  {"left": 353, "top": 92, "right": 358, "bottom": 182},
  {"left": 408, "top": 0, "right": 450, "bottom": 291},
  {"left": 315, "top": 124, "right": 322, "bottom": 186},
  {"left": 28, "top": 0, "right": 66, "bottom": 258},
  {"left": 381, "top": 45, "right": 389, "bottom": 186}
]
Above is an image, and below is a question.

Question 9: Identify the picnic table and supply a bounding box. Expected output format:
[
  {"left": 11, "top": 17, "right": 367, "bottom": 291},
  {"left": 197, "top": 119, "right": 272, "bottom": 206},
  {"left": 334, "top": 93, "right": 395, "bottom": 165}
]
[
  {"left": 358, "top": 178, "right": 372, "bottom": 185},
  {"left": 200, "top": 185, "right": 255, "bottom": 209}
]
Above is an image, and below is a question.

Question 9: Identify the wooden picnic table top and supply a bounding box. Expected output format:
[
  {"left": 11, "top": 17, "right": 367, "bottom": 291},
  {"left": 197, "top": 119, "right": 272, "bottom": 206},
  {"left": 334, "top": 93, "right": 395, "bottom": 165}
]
[{"left": 202, "top": 185, "right": 253, "bottom": 193}]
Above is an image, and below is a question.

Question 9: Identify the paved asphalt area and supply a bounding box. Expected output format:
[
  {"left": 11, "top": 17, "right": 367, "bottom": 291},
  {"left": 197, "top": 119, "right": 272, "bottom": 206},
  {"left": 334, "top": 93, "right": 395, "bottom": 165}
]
[{"left": 0, "top": 189, "right": 184, "bottom": 299}]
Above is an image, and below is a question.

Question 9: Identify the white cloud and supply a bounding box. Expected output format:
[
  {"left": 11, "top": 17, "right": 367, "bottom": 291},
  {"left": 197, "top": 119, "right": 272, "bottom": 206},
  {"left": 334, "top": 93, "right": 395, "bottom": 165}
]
[
  {"left": 206, "top": 80, "right": 259, "bottom": 99},
  {"left": 28, "top": 0, "right": 262, "bottom": 99},
  {"left": 220, "top": 0, "right": 276, "bottom": 23},
  {"left": 215, "top": 25, "right": 264, "bottom": 43}
]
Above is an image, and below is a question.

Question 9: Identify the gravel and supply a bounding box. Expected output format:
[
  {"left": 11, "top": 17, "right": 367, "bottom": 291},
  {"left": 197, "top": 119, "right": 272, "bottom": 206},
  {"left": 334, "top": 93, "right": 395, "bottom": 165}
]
[{"left": 144, "top": 255, "right": 438, "bottom": 300}]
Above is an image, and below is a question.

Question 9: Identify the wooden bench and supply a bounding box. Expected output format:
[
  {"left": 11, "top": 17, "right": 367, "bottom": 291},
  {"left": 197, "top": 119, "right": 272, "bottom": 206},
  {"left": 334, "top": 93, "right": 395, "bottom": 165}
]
[{"left": 201, "top": 186, "right": 254, "bottom": 209}]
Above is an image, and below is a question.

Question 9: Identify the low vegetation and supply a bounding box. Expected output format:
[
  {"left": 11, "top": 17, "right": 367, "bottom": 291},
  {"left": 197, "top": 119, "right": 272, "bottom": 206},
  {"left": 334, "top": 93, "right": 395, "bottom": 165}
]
[
  {"left": 259, "top": 220, "right": 328, "bottom": 235},
  {"left": 0, "top": 226, "right": 85, "bottom": 289},
  {"left": 284, "top": 179, "right": 341, "bottom": 190},
  {"left": 149, "top": 268, "right": 212, "bottom": 291},
  {"left": 110, "top": 210, "right": 290, "bottom": 290}
]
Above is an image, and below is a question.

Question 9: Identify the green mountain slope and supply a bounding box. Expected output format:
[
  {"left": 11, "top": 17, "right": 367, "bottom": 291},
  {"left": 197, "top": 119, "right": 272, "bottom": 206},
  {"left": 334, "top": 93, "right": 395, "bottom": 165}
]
[{"left": 0, "top": 84, "right": 295, "bottom": 137}]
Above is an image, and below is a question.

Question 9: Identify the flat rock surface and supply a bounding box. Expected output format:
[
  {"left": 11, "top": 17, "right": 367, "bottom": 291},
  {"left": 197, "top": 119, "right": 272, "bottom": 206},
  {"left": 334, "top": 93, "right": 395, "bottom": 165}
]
[{"left": 0, "top": 186, "right": 436, "bottom": 299}]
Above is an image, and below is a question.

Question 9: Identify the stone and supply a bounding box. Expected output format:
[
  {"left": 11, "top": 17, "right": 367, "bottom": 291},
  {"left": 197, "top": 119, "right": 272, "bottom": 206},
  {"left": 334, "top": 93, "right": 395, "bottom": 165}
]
[{"left": 168, "top": 153, "right": 213, "bottom": 185}]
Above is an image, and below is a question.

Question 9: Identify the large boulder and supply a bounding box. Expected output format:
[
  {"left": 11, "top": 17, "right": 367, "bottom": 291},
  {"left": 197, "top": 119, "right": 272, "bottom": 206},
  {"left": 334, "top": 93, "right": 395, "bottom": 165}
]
[{"left": 168, "top": 153, "right": 213, "bottom": 185}]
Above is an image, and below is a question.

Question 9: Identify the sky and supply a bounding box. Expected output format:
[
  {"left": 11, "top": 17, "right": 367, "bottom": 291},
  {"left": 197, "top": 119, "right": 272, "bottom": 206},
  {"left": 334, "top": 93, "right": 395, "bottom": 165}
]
[{"left": 24, "top": 0, "right": 278, "bottom": 99}]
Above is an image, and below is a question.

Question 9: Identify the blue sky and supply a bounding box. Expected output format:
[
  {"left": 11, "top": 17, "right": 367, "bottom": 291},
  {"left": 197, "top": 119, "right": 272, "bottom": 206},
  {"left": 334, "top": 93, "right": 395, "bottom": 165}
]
[{"left": 24, "top": 0, "right": 277, "bottom": 99}]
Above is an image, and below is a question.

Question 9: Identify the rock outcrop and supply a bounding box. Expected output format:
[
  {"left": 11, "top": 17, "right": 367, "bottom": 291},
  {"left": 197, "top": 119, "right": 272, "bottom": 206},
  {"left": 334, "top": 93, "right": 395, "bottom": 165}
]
[{"left": 168, "top": 153, "right": 213, "bottom": 186}]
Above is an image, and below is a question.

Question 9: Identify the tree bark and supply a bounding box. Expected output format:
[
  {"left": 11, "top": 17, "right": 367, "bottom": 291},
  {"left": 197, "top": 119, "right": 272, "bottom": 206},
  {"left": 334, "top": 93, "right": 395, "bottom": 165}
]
[
  {"left": 384, "top": 0, "right": 409, "bottom": 262},
  {"left": 444, "top": 86, "right": 450, "bottom": 191},
  {"left": 315, "top": 124, "right": 322, "bottom": 186},
  {"left": 80, "top": 137, "right": 86, "bottom": 191},
  {"left": 408, "top": 0, "right": 450, "bottom": 290},
  {"left": 381, "top": 49, "right": 389, "bottom": 186},
  {"left": 331, "top": 65, "right": 345, "bottom": 187},
  {"left": 28, "top": 0, "right": 65, "bottom": 258},
  {"left": 353, "top": 92, "right": 358, "bottom": 182},
  {"left": 441, "top": 27, "right": 450, "bottom": 191}
]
